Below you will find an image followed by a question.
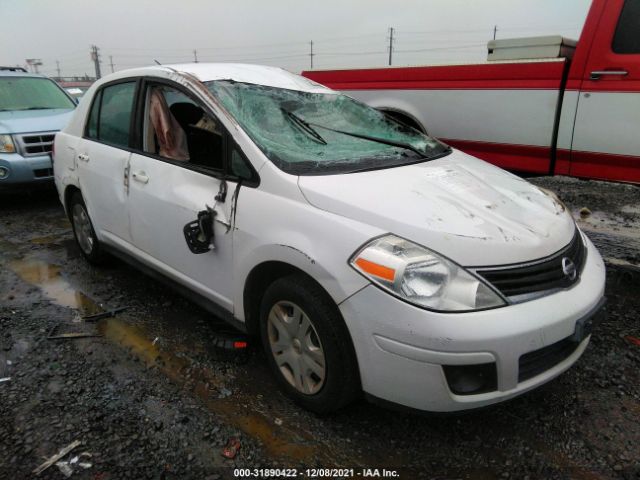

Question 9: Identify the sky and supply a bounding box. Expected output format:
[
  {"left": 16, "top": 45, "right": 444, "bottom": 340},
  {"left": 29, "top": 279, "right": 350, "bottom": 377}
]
[{"left": 1, "top": 0, "right": 592, "bottom": 78}]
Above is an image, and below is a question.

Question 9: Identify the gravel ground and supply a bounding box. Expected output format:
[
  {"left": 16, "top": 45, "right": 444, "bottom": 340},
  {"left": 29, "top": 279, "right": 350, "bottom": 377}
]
[
  {"left": 531, "top": 176, "right": 640, "bottom": 265},
  {"left": 0, "top": 178, "right": 639, "bottom": 480}
]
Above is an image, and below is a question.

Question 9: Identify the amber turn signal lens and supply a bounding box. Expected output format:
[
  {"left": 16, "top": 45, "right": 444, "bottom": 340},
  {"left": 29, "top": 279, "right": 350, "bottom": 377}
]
[{"left": 354, "top": 257, "right": 396, "bottom": 282}]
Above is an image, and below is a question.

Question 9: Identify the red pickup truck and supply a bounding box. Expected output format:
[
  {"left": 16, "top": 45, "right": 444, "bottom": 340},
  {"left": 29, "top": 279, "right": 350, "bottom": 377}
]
[{"left": 303, "top": 0, "right": 640, "bottom": 183}]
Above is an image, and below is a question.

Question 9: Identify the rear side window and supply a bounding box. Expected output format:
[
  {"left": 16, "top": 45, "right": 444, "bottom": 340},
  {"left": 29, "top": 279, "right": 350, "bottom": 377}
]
[
  {"left": 86, "top": 82, "right": 136, "bottom": 148},
  {"left": 612, "top": 0, "right": 640, "bottom": 54}
]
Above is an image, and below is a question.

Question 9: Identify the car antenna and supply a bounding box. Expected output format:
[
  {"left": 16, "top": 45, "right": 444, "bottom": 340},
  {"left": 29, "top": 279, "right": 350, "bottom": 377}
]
[{"left": 154, "top": 59, "right": 161, "bottom": 65}]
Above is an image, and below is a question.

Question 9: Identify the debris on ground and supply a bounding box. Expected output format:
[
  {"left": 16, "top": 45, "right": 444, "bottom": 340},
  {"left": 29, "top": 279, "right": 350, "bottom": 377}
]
[
  {"left": 47, "top": 322, "right": 102, "bottom": 341},
  {"left": 218, "top": 387, "right": 232, "bottom": 399},
  {"left": 82, "top": 306, "right": 129, "bottom": 322},
  {"left": 55, "top": 452, "right": 93, "bottom": 478},
  {"left": 47, "top": 332, "right": 102, "bottom": 340},
  {"left": 153, "top": 337, "right": 160, "bottom": 346},
  {"left": 212, "top": 332, "right": 249, "bottom": 351},
  {"left": 221, "top": 438, "right": 241, "bottom": 459},
  {"left": 624, "top": 335, "right": 640, "bottom": 346},
  {"left": 274, "top": 418, "right": 283, "bottom": 426},
  {"left": 580, "top": 207, "right": 592, "bottom": 218},
  {"left": 0, "top": 377, "right": 10, "bottom": 383},
  {"left": 32, "top": 440, "right": 82, "bottom": 476}
]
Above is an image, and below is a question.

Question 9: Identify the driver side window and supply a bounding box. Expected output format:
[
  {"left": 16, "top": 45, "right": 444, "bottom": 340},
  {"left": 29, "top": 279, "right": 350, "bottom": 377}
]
[{"left": 143, "top": 84, "right": 224, "bottom": 171}]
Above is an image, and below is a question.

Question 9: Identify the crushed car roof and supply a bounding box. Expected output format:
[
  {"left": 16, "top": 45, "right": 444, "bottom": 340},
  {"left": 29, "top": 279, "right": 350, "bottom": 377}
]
[{"left": 107, "top": 63, "right": 334, "bottom": 94}]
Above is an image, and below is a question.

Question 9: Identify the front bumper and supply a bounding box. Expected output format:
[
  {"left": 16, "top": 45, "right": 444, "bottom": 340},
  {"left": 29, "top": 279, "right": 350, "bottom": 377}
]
[
  {"left": 339, "top": 235, "right": 606, "bottom": 412},
  {"left": 0, "top": 153, "right": 54, "bottom": 186}
]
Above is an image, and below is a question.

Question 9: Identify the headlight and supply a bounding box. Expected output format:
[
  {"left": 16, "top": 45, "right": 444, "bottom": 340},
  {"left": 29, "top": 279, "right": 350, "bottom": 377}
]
[
  {"left": 350, "top": 235, "right": 506, "bottom": 312},
  {"left": 0, "top": 134, "right": 16, "bottom": 153}
]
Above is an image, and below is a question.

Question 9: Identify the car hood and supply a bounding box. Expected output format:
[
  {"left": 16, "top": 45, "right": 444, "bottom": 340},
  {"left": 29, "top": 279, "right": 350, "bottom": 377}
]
[
  {"left": 297, "top": 150, "right": 576, "bottom": 267},
  {"left": 0, "top": 109, "right": 74, "bottom": 134}
]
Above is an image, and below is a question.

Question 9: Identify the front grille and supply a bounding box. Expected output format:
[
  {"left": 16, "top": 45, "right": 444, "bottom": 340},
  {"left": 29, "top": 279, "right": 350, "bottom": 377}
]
[
  {"left": 518, "top": 336, "right": 579, "bottom": 382},
  {"left": 476, "top": 229, "right": 586, "bottom": 299},
  {"left": 16, "top": 132, "right": 56, "bottom": 157}
]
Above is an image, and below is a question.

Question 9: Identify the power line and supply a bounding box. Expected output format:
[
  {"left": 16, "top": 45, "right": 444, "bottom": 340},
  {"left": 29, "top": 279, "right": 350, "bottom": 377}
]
[
  {"left": 316, "top": 50, "right": 387, "bottom": 57},
  {"left": 400, "top": 24, "right": 581, "bottom": 35}
]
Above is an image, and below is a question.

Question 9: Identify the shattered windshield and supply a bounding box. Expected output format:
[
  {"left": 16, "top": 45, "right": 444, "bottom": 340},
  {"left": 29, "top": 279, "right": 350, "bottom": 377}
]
[{"left": 206, "top": 81, "right": 449, "bottom": 175}]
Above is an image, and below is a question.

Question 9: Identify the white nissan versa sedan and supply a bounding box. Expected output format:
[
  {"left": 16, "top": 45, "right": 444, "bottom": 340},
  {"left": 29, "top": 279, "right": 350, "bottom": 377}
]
[{"left": 53, "top": 64, "right": 606, "bottom": 414}]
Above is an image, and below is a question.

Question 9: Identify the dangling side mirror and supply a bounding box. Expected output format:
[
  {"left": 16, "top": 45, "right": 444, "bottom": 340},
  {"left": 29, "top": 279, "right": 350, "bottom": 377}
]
[{"left": 183, "top": 208, "right": 216, "bottom": 254}]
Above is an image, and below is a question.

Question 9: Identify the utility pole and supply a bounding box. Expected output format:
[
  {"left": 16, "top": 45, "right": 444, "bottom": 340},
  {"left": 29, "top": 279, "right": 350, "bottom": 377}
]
[
  {"left": 309, "top": 41, "right": 314, "bottom": 69},
  {"left": 193, "top": 49, "right": 198, "bottom": 63},
  {"left": 493, "top": 25, "right": 498, "bottom": 40},
  {"left": 25, "top": 59, "right": 42, "bottom": 74},
  {"left": 109, "top": 56, "right": 115, "bottom": 73},
  {"left": 90, "top": 45, "right": 102, "bottom": 79},
  {"left": 56, "top": 60, "right": 61, "bottom": 78},
  {"left": 388, "top": 27, "right": 394, "bottom": 66}
]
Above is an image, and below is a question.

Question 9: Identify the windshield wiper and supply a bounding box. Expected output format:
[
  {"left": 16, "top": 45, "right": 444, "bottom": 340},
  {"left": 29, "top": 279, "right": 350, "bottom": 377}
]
[
  {"left": 307, "top": 121, "right": 433, "bottom": 158},
  {"left": 280, "top": 108, "right": 327, "bottom": 145}
]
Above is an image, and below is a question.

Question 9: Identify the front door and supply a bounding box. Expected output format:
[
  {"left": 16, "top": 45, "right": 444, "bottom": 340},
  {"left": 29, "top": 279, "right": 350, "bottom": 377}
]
[
  {"left": 127, "top": 81, "right": 236, "bottom": 312},
  {"left": 571, "top": 0, "right": 640, "bottom": 182},
  {"left": 77, "top": 80, "right": 137, "bottom": 243}
]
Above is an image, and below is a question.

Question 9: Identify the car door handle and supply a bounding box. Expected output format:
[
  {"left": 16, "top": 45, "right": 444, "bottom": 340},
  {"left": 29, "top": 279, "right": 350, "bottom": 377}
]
[
  {"left": 590, "top": 70, "right": 628, "bottom": 80},
  {"left": 77, "top": 153, "right": 90, "bottom": 162},
  {"left": 132, "top": 171, "right": 149, "bottom": 184}
]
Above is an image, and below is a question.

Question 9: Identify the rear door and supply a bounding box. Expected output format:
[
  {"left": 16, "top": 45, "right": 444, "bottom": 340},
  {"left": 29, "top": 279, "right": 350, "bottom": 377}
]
[
  {"left": 77, "top": 80, "right": 138, "bottom": 243},
  {"left": 571, "top": 0, "right": 640, "bottom": 182},
  {"left": 127, "top": 79, "right": 249, "bottom": 312}
]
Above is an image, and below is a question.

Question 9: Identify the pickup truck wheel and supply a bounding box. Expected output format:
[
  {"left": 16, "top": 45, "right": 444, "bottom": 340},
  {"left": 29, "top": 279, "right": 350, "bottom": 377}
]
[
  {"left": 69, "top": 192, "right": 105, "bottom": 264},
  {"left": 260, "top": 274, "right": 360, "bottom": 414}
]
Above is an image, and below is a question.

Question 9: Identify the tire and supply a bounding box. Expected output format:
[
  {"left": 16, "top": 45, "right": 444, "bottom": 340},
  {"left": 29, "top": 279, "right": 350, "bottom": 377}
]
[
  {"left": 68, "top": 192, "right": 106, "bottom": 265},
  {"left": 259, "top": 273, "right": 360, "bottom": 414}
]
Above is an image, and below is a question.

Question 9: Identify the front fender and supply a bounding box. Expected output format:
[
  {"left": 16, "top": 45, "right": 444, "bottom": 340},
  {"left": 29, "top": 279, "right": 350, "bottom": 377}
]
[{"left": 232, "top": 238, "right": 370, "bottom": 323}]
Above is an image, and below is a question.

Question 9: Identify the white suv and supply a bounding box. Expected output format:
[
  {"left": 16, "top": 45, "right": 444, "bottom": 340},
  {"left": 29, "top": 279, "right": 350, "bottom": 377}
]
[{"left": 53, "top": 64, "right": 606, "bottom": 414}]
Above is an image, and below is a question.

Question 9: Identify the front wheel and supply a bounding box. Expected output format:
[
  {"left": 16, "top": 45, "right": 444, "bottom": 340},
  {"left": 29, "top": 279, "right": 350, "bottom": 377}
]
[{"left": 259, "top": 274, "right": 360, "bottom": 414}]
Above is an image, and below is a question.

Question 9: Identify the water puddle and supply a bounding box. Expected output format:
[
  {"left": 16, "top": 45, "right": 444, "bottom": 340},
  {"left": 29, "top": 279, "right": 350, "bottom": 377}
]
[
  {"left": 30, "top": 234, "right": 63, "bottom": 245},
  {"left": 9, "top": 258, "right": 101, "bottom": 315}
]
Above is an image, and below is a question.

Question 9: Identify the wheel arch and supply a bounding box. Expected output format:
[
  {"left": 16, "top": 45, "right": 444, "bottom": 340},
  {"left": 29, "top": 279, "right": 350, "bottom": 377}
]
[
  {"left": 63, "top": 184, "right": 82, "bottom": 219},
  {"left": 242, "top": 261, "right": 311, "bottom": 335},
  {"left": 356, "top": 95, "right": 428, "bottom": 133},
  {"left": 378, "top": 107, "right": 427, "bottom": 134}
]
